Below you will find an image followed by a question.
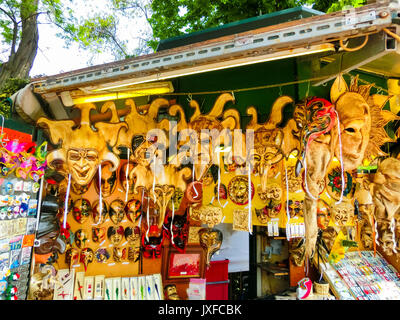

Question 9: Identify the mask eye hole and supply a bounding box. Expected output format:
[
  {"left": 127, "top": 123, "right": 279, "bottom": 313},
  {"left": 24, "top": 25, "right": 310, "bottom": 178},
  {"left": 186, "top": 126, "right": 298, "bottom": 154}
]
[{"left": 345, "top": 127, "right": 356, "bottom": 133}]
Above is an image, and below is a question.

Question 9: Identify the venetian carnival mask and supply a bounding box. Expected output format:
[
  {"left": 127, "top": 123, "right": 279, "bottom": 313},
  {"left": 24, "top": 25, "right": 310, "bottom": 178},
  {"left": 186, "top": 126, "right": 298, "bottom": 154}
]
[
  {"left": 80, "top": 248, "right": 94, "bottom": 271},
  {"left": 331, "top": 201, "right": 354, "bottom": 227},
  {"left": 92, "top": 227, "right": 106, "bottom": 243},
  {"left": 127, "top": 246, "right": 140, "bottom": 262},
  {"left": 289, "top": 238, "right": 306, "bottom": 267},
  {"left": 92, "top": 199, "right": 109, "bottom": 225},
  {"left": 330, "top": 75, "right": 397, "bottom": 171},
  {"left": 191, "top": 205, "right": 223, "bottom": 228},
  {"left": 379, "top": 228, "right": 395, "bottom": 256},
  {"left": 109, "top": 199, "right": 125, "bottom": 225},
  {"left": 119, "top": 161, "right": 136, "bottom": 195},
  {"left": 74, "top": 229, "right": 88, "bottom": 248},
  {"left": 71, "top": 198, "right": 92, "bottom": 224},
  {"left": 125, "top": 226, "right": 141, "bottom": 246},
  {"left": 37, "top": 103, "right": 126, "bottom": 185},
  {"left": 65, "top": 248, "right": 79, "bottom": 269},
  {"left": 316, "top": 199, "right": 330, "bottom": 230},
  {"left": 142, "top": 229, "right": 163, "bottom": 259},
  {"left": 228, "top": 175, "right": 254, "bottom": 205},
  {"left": 185, "top": 182, "right": 203, "bottom": 204},
  {"left": 289, "top": 200, "right": 304, "bottom": 219},
  {"left": 95, "top": 248, "right": 110, "bottom": 263},
  {"left": 246, "top": 96, "right": 294, "bottom": 192},
  {"left": 321, "top": 227, "right": 338, "bottom": 252},
  {"left": 70, "top": 181, "right": 90, "bottom": 195},
  {"left": 124, "top": 199, "right": 141, "bottom": 223},
  {"left": 94, "top": 162, "right": 117, "bottom": 197},
  {"left": 164, "top": 284, "right": 180, "bottom": 300},
  {"left": 198, "top": 228, "right": 223, "bottom": 266},
  {"left": 113, "top": 247, "right": 126, "bottom": 262},
  {"left": 163, "top": 209, "right": 189, "bottom": 252},
  {"left": 107, "top": 226, "right": 124, "bottom": 245}
]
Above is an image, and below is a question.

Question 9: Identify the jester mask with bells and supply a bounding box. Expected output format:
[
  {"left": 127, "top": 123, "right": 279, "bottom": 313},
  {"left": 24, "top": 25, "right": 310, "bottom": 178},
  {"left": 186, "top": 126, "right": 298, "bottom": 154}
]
[
  {"left": 130, "top": 160, "right": 191, "bottom": 230},
  {"left": 165, "top": 93, "right": 240, "bottom": 181},
  {"left": 246, "top": 96, "right": 293, "bottom": 193},
  {"left": 37, "top": 103, "right": 126, "bottom": 185}
]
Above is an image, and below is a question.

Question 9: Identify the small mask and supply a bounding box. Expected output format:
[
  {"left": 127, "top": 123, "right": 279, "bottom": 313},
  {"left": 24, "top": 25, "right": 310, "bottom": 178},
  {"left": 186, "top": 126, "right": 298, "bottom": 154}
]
[
  {"left": 74, "top": 229, "right": 88, "bottom": 248},
  {"left": 113, "top": 247, "right": 126, "bottom": 262},
  {"left": 214, "top": 183, "right": 227, "bottom": 200},
  {"left": 80, "top": 248, "right": 94, "bottom": 271},
  {"left": 92, "top": 227, "right": 106, "bottom": 243},
  {"left": 228, "top": 176, "right": 254, "bottom": 205},
  {"left": 164, "top": 284, "right": 180, "bottom": 300},
  {"left": 107, "top": 226, "right": 124, "bottom": 245},
  {"left": 289, "top": 238, "right": 306, "bottom": 267},
  {"left": 71, "top": 198, "right": 92, "bottom": 224},
  {"left": 198, "top": 227, "right": 223, "bottom": 266},
  {"left": 170, "top": 188, "right": 185, "bottom": 210},
  {"left": 127, "top": 246, "right": 140, "bottom": 262},
  {"left": 71, "top": 182, "right": 90, "bottom": 195},
  {"left": 288, "top": 200, "right": 304, "bottom": 219},
  {"left": 316, "top": 199, "right": 330, "bottom": 230},
  {"left": 124, "top": 199, "right": 141, "bottom": 223},
  {"left": 119, "top": 162, "right": 136, "bottom": 195},
  {"left": 331, "top": 201, "right": 354, "bottom": 227},
  {"left": 94, "top": 163, "right": 117, "bottom": 197},
  {"left": 191, "top": 205, "right": 223, "bottom": 228},
  {"left": 65, "top": 248, "right": 79, "bottom": 269},
  {"left": 109, "top": 199, "right": 125, "bottom": 225},
  {"left": 360, "top": 221, "right": 374, "bottom": 250},
  {"left": 95, "top": 248, "right": 110, "bottom": 263},
  {"left": 125, "top": 226, "right": 141, "bottom": 245},
  {"left": 142, "top": 230, "right": 163, "bottom": 259},
  {"left": 185, "top": 182, "right": 202, "bottom": 203},
  {"left": 92, "top": 199, "right": 109, "bottom": 225},
  {"left": 163, "top": 210, "right": 189, "bottom": 252}
]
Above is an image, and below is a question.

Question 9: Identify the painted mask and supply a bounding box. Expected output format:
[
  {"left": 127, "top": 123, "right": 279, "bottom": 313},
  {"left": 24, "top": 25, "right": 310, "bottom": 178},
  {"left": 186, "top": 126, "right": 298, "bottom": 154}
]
[
  {"left": 321, "top": 227, "right": 338, "bottom": 252},
  {"left": 70, "top": 181, "right": 90, "bottom": 195},
  {"left": 92, "top": 227, "right": 106, "bottom": 243},
  {"left": 109, "top": 199, "right": 125, "bottom": 225},
  {"left": 164, "top": 284, "right": 180, "bottom": 300},
  {"left": 284, "top": 166, "right": 303, "bottom": 193},
  {"left": 125, "top": 226, "right": 141, "bottom": 246},
  {"left": 379, "top": 228, "right": 395, "bottom": 256},
  {"left": 92, "top": 199, "right": 109, "bottom": 225},
  {"left": 113, "top": 247, "right": 126, "bottom": 262},
  {"left": 127, "top": 246, "right": 140, "bottom": 262},
  {"left": 65, "top": 248, "right": 79, "bottom": 269},
  {"left": 214, "top": 183, "right": 227, "bottom": 200},
  {"left": 228, "top": 175, "right": 254, "bottom": 205},
  {"left": 95, "top": 248, "right": 110, "bottom": 263},
  {"left": 163, "top": 209, "right": 189, "bottom": 252},
  {"left": 141, "top": 231, "right": 163, "bottom": 259},
  {"left": 74, "top": 229, "right": 88, "bottom": 248},
  {"left": 124, "top": 199, "right": 142, "bottom": 223},
  {"left": 107, "top": 226, "right": 124, "bottom": 245},
  {"left": 80, "top": 248, "right": 94, "bottom": 271},
  {"left": 289, "top": 200, "right": 304, "bottom": 219},
  {"left": 119, "top": 161, "right": 136, "bottom": 195},
  {"left": 71, "top": 198, "right": 92, "bottom": 224},
  {"left": 94, "top": 162, "right": 117, "bottom": 197},
  {"left": 170, "top": 188, "right": 184, "bottom": 210},
  {"left": 316, "top": 199, "right": 330, "bottom": 229},
  {"left": 198, "top": 228, "right": 223, "bottom": 266},
  {"left": 185, "top": 182, "right": 203, "bottom": 204},
  {"left": 360, "top": 221, "right": 374, "bottom": 250}
]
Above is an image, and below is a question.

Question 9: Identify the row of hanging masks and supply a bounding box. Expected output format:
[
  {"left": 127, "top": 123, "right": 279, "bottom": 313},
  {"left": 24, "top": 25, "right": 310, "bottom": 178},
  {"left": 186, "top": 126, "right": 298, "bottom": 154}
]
[{"left": 36, "top": 74, "right": 399, "bottom": 261}]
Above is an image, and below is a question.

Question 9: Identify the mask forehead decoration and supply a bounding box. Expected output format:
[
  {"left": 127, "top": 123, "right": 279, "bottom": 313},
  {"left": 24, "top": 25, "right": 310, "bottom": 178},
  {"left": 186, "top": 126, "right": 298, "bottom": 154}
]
[
  {"left": 246, "top": 96, "right": 293, "bottom": 193},
  {"left": 37, "top": 102, "right": 127, "bottom": 185}
]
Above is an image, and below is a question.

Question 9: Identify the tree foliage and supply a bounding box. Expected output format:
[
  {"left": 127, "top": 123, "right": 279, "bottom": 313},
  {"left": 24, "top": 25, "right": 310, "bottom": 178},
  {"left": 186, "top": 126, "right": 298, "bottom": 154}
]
[{"left": 148, "top": 0, "right": 367, "bottom": 50}]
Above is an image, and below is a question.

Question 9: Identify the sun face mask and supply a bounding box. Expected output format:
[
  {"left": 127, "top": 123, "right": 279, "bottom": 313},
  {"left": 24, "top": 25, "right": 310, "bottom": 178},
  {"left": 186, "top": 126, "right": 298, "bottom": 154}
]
[
  {"left": 228, "top": 175, "right": 254, "bottom": 205},
  {"left": 37, "top": 103, "right": 126, "bottom": 186}
]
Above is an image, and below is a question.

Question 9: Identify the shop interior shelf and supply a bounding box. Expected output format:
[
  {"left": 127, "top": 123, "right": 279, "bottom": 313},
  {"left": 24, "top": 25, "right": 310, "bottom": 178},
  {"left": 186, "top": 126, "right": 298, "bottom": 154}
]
[{"left": 257, "top": 262, "right": 289, "bottom": 277}]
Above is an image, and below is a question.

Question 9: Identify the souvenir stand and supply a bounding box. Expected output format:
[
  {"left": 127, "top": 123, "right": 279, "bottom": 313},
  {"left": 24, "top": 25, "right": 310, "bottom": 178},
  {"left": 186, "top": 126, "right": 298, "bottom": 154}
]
[{"left": 7, "top": 1, "right": 400, "bottom": 300}]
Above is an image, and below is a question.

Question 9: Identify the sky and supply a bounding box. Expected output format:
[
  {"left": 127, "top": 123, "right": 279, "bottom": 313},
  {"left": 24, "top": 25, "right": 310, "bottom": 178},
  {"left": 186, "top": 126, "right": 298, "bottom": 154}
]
[{"left": 29, "top": 0, "right": 153, "bottom": 78}]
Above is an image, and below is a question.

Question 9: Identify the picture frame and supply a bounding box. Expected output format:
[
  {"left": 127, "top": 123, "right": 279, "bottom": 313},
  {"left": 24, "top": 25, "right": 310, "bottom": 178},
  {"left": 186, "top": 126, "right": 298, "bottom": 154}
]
[{"left": 161, "top": 245, "right": 205, "bottom": 283}]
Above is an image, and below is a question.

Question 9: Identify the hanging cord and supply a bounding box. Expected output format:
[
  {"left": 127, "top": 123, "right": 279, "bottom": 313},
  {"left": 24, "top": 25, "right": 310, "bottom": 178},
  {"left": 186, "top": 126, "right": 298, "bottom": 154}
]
[
  {"left": 139, "top": 188, "right": 144, "bottom": 228},
  {"left": 93, "top": 166, "right": 103, "bottom": 226},
  {"left": 284, "top": 159, "right": 291, "bottom": 241},
  {"left": 125, "top": 148, "right": 130, "bottom": 203},
  {"left": 170, "top": 198, "right": 175, "bottom": 245},
  {"left": 391, "top": 217, "right": 398, "bottom": 254},
  {"left": 247, "top": 162, "right": 252, "bottom": 235},
  {"left": 339, "top": 34, "right": 369, "bottom": 52},
  {"left": 63, "top": 174, "right": 72, "bottom": 229},
  {"left": 192, "top": 161, "right": 199, "bottom": 199},
  {"left": 334, "top": 110, "right": 345, "bottom": 205}
]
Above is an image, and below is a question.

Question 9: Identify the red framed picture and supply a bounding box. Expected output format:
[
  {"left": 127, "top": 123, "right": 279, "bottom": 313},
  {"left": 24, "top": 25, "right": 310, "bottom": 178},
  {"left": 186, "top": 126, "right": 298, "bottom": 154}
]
[{"left": 162, "top": 245, "right": 205, "bottom": 283}]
